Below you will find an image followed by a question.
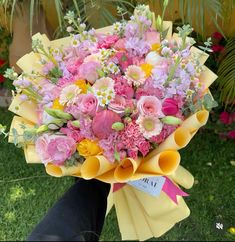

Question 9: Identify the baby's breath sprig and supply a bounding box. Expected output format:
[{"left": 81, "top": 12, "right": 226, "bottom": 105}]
[{"left": 4, "top": 67, "right": 18, "bottom": 80}]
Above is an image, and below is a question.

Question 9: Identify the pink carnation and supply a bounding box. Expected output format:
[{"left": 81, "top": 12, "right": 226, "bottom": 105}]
[
  {"left": 113, "top": 38, "right": 127, "bottom": 50},
  {"left": 220, "top": 111, "right": 232, "bottom": 125},
  {"left": 228, "top": 130, "right": 235, "bottom": 139},
  {"left": 65, "top": 57, "right": 82, "bottom": 75},
  {"left": 98, "top": 35, "right": 119, "bottom": 49},
  {"left": 114, "top": 76, "right": 134, "bottom": 99},
  {"left": 36, "top": 134, "right": 76, "bottom": 165}
]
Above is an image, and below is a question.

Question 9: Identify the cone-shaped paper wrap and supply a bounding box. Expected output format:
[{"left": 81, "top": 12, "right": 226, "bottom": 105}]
[
  {"left": 190, "top": 46, "right": 209, "bottom": 65},
  {"left": 114, "top": 158, "right": 142, "bottom": 183},
  {"left": 113, "top": 184, "right": 190, "bottom": 241},
  {"left": 32, "top": 33, "right": 51, "bottom": 49},
  {"left": 81, "top": 155, "right": 116, "bottom": 180},
  {"left": 24, "top": 145, "right": 41, "bottom": 164},
  {"left": 162, "top": 21, "right": 173, "bottom": 40},
  {"left": 200, "top": 66, "right": 218, "bottom": 88},
  {"left": 8, "top": 116, "right": 35, "bottom": 144},
  {"left": 181, "top": 110, "right": 209, "bottom": 133},
  {"left": 137, "top": 150, "right": 180, "bottom": 176},
  {"left": 169, "top": 165, "right": 194, "bottom": 189},
  {"left": 50, "top": 37, "right": 70, "bottom": 48},
  {"left": 8, "top": 95, "right": 38, "bottom": 124},
  {"left": 46, "top": 163, "right": 82, "bottom": 177},
  {"left": 145, "top": 127, "right": 191, "bottom": 159}
]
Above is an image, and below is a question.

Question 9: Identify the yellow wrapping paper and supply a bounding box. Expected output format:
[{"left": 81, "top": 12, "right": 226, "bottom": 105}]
[
  {"left": 50, "top": 37, "right": 71, "bottom": 48},
  {"left": 145, "top": 127, "right": 191, "bottom": 159},
  {"left": 8, "top": 116, "right": 35, "bottom": 144},
  {"left": 190, "top": 46, "right": 209, "bottom": 65},
  {"left": 45, "top": 163, "right": 82, "bottom": 177},
  {"left": 24, "top": 144, "right": 41, "bottom": 164},
  {"left": 32, "top": 33, "right": 51, "bottom": 49},
  {"left": 181, "top": 110, "right": 209, "bottom": 133},
  {"left": 200, "top": 65, "right": 218, "bottom": 88},
  {"left": 114, "top": 158, "right": 141, "bottom": 182},
  {"left": 137, "top": 150, "right": 180, "bottom": 176},
  {"left": 162, "top": 21, "right": 173, "bottom": 40},
  {"left": 81, "top": 155, "right": 116, "bottom": 180},
  {"left": 8, "top": 96, "right": 38, "bottom": 124}
]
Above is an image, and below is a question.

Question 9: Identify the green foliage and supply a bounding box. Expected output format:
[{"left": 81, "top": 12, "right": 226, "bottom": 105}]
[{"left": 217, "top": 37, "right": 235, "bottom": 107}]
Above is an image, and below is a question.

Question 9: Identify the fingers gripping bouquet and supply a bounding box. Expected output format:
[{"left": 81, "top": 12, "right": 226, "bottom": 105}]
[{"left": 4, "top": 5, "right": 218, "bottom": 241}]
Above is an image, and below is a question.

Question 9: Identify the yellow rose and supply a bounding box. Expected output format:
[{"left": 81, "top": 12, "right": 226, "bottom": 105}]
[
  {"left": 77, "top": 139, "right": 102, "bottom": 157},
  {"left": 52, "top": 98, "right": 64, "bottom": 111},
  {"left": 74, "top": 79, "right": 89, "bottom": 93},
  {"left": 141, "top": 63, "right": 153, "bottom": 78}
]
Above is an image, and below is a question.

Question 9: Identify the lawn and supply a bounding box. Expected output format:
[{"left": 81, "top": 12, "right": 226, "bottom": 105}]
[{"left": 0, "top": 107, "right": 234, "bottom": 241}]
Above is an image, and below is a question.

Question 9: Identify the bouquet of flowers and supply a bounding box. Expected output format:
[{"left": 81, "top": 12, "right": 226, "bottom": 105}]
[{"left": 2, "top": 5, "right": 218, "bottom": 241}]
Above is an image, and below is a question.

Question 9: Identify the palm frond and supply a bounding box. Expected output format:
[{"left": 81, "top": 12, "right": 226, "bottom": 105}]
[{"left": 217, "top": 37, "right": 235, "bottom": 107}]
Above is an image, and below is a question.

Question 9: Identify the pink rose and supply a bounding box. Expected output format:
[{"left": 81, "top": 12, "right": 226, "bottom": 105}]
[
  {"left": 108, "top": 95, "right": 127, "bottom": 116},
  {"left": 137, "top": 96, "right": 163, "bottom": 117},
  {"left": 92, "top": 110, "right": 121, "bottom": 139},
  {"left": 145, "top": 31, "right": 160, "bottom": 45},
  {"left": 162, "top": 98, "right": 179, "bottom": 115},
  {"left": 78, "top": 93, "right": 98, "bottom": 117},
  {"left": 98, "top": 35, "right": 119, "bottom": 49},
  {"left": 78, "top": 61, "right": 100, "bottom": 84}
]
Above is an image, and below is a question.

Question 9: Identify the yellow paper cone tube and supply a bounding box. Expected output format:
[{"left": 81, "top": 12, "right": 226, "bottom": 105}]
[
  {"left": 132, "top": 186, "right": 190, "bottom": 238},
  {"left": 16, "top": 52, "right": 41, "bottom": 73},
  {"left": 45, "top": 163, "right": 82, "bottom": 177},
  {"left": 181, "top": 110, "right": 209, "bottom": 133},
  {"left": 106, "top": 187, "right": 114, "bottom": 216},
  {"left": 95, "top": 25, "right": 114, "bottom": 35},
  {"left": 190, "top": 46, "right": 209, "bottom": 65},
  {"left": 169, "top": 165, "right": 194, "bottom": 189},
  {"left": 96, "top": 169, "right": 116, "bottom": 183},
  {"left": 113, "top": 187, "right": 139, "bottom": 240},
  {"left": 200, "top": 66, "right": 218, "bottom": 88},
  {"left": 172, "top": 33, "right": 194, "bottom": 45},
  {"left": 8, "top": 116, "right": 35, "bottom": 144},
  {"left": 146, "top": 127, "right": 191, "bottom": 159},
  {"left": 137, "top": 150, "right": 180, "bottom": 176},
  {"left": 24, "top": 145, "right": 41, "bottom": 163},
  {"left": 32, "top": 33, "right": 51, "bottom": 48},
  {"left": 114, "top": 158, "right": 141, "bottom": 183},
  {"left": 81, "top": 155, "right": 116, "bottom": 180},
  {"left": 8, "top": 95, "right": 38, "bottom": 124},
  {"left": 122, "top": 186, "right": 154, "bottom": 241}
]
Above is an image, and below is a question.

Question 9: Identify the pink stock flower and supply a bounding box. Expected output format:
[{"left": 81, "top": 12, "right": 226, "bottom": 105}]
[
  {"left": 137, "top": 96, "right": 163, "bottom": 117},
  {"left": 227, "top": 130, "right": 235, "bottom": 139},
  {"left": 162, "top": 98, "right": 179, "bottom": 115},
  {"left": 36, "top": 134, "right": 76, "bottom": 165},
  {"left": 98, "top": 35, "right": 119, "bottom": 49},
  {"left": 145, "top": 31, "right": 160, "bottom": 46},
  {"left": 92, "top": 110, "right": 121, "bottom": 139},
  {"left": 77, "top": 93, "right": 98, "bottom": 117},
  {"left": 78, "top": 61, "right": 100, "bottom": 84},
  {"left": 220, "top": 111, "right": 232, "bottom": 125}
]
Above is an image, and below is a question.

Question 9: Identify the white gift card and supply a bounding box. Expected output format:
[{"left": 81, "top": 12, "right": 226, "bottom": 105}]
[{"left": 128, "top": 176, "right": 166, "bottom": 197}]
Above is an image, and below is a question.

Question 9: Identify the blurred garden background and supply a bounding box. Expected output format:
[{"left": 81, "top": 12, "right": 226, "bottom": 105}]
[{"left": 0, "top": 0, "right": 234, "bottom": 241}]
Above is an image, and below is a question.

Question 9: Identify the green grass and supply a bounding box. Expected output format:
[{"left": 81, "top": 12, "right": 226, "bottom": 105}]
[{"left": 0, "top": 107, "right": 235, "bottom": 241}]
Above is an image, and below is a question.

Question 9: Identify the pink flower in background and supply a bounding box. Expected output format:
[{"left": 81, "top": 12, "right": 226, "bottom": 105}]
[
  {"left": 47, "top": 136, "right": 76, "bottom": 165},
  {"left": 138, "top": 140, "right": 151, "bottom": 156},
  {"left": 212, "top": 32, "right": 223, "bottom": 41},
  {"left": 162, "top": 98, "right": 179, "bottom": 115},
  {"left": 212, "top": 45, "right": 224, "bottom": 53},
  {"left": 137, "top": 96, "right": 163, "bottom": 117},
  {"left": 220, "top": 111, "right": 232, "bottom": 125},
  {"left": 77, "top": 93, "right": 98, "bottom": 116},
  {"left": 227, "top": 130, "right": 235, "bottom": 139},
  {"left": 78, "top": 61, "right": 100, "bottom": 84},
  {"left": 98, "top": 35, "right": 119, "bottom": 49},
  {"left": 92, "top": 110, "right": 121, "bottom": 139},
  {"left": 65, "top": 58, "right": 82, "bottom": 75},
  {"left": 113, "top": 51, "right": 133, "bottom": 71}
]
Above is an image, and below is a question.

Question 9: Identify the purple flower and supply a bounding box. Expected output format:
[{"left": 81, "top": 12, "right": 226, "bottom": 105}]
[{"left": 125, "top": 37, "right": 150, "bottom": 57}]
